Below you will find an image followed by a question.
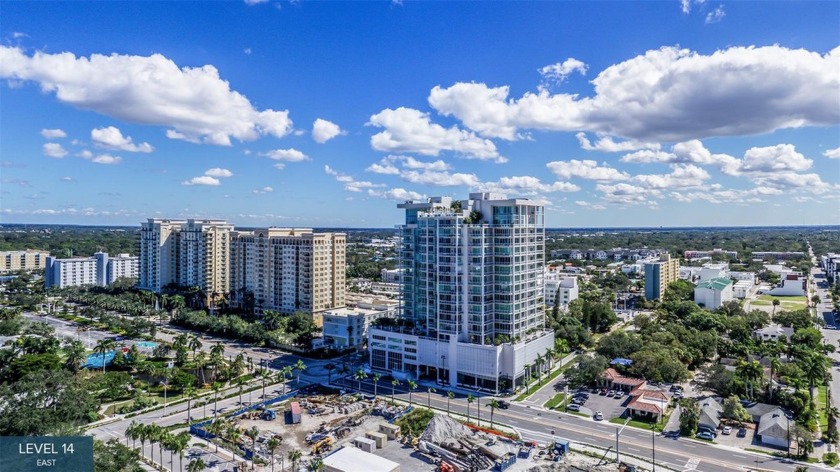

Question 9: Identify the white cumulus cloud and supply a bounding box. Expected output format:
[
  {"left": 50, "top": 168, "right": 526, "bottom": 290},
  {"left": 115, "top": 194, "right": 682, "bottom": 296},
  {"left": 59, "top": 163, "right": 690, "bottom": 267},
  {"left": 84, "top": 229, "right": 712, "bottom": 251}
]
[
  {"left": 824, "top": 147, "right": 840, "bottom": 159},
  {"left": 368, "top": 187, "right": 425, "bottom": 201},
  {"left": 546, "top": 159, "right": 629, "bottom": 181},
  {"left": 43, "top": 143, "right": 68, "bottom": 158},
  {"left": 204, "top": 168, "right": 233, "bottom": 178},
  {"left": 183, "top": 175, "right": 220, "bottom": 186},
  {"left": 705, "top": 5, "right": 725, "bottom": 24},
  {"left": 81, "top": 153, "right": 122, "bottom": 165},
  {"left": 427, "top": 45, "right": 840, "bottom": 142},
  {"left": 91, "top": 126, "right": 154, "bottom": 152},
  {"left": 538, "top": 58, "right": 588, "bottom": 86},
  {"left": 312, "top": 118, "right": 346, "bottom": 143},
  {"left": 576, "top": 132, "right": 659, "bottom": 153},
  {"left": 40, "top": 128, "right": 66, "bottom": 139},
  {"left": 252, "top": 186, "right": 273, "bottom": 194},
  {"left": 368, "top": 107, "right": 505, "bottom": 162},
  {"left": 261, "top": 148, "right": 308, "bottom": 162},
  {"left": 0, "top": 46, "right": 293, "bottom": 146}
]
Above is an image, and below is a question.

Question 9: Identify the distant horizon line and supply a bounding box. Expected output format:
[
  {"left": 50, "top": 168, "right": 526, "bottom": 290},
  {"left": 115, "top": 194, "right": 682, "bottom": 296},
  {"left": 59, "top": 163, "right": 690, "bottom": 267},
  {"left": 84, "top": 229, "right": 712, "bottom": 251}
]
[{"left": 1, "top": 222, "right": 838, "bottom": 231}]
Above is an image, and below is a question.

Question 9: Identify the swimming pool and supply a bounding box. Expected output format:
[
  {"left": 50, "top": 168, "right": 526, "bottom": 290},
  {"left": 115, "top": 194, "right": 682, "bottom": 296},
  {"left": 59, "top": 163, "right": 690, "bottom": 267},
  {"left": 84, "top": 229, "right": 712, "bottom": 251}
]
[
  {"left": 135, "top": 341, "right": 158, "bottom": 349},
  {"left": 85, "top": 351, "right": 115, "bottom": 368}
]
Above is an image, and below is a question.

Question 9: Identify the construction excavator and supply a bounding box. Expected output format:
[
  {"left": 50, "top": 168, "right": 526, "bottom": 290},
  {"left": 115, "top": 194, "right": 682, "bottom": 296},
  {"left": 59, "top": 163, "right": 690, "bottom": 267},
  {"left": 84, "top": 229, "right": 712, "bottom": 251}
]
[{"left": 312, "top": 436, "right": 333, "bottom": 455}]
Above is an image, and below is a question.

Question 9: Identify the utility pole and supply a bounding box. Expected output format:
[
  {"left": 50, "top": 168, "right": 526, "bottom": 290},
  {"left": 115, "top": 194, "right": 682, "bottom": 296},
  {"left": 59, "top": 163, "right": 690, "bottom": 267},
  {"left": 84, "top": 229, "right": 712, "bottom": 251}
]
[
  {"left": 615, "top": 416, "right": 632, "bottom": 463},
  {"left": 651, "top": 423, "right": 656, "bottom": 472}
]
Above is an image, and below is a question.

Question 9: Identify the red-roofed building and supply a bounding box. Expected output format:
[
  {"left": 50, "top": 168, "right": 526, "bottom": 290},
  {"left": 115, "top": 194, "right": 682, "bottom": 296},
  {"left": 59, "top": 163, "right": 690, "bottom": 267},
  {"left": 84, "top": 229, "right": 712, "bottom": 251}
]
[
  {"left": 626, "top": 385, "right": 670, "bottom": 422},
  {"left": 598, "top": 368, "right": 646, "bottom": 392}
]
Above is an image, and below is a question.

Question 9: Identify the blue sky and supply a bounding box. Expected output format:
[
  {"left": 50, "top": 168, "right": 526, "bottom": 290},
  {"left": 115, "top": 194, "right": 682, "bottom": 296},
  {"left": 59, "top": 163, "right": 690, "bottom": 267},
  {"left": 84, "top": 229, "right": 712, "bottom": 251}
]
[{"left": 1, "top": 1, "right": 838, "bottom": 228}]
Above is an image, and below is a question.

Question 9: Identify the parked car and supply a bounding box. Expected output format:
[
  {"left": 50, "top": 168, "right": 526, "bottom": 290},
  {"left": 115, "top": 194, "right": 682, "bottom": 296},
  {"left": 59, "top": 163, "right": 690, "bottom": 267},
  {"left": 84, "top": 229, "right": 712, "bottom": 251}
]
[
  {"left": 607, "top": 390, "right": 616, "bottom": 397},
  {"left": 737, "top": 428, "right": 747, "bottom": 438},
  {"left": 722, "top": 426, "right": 732, "bottom": 435},
  {"left": 594, "top": 411, "right": 604, "bottom": 421},
  {"left": 613, "top": 391, "right": 624, "bottom": 399},
  {"left": 599, "top": 388, "right": 608, "bottom": 395},
  {"left": 567, "top": 403, "right": 581, "bottom": 412},
  {"left": 497, "top": 400, "right": 510, "bottom": 409},
  {"left": 698, "top": 427, "right": 717, "bottom": 437},
  {"left": 696, "top": 431, "right": 715, "bottom": 440}
]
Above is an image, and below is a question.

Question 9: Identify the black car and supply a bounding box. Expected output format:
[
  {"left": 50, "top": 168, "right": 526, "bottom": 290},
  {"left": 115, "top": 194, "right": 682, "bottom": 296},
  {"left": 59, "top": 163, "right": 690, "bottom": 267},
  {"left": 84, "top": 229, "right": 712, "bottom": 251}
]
[
  {"left": 497, "top": 400, "right": 510, "bottom": 409},
  {"left": 737, "top": 428, "right": 747, "bottom": 438}
]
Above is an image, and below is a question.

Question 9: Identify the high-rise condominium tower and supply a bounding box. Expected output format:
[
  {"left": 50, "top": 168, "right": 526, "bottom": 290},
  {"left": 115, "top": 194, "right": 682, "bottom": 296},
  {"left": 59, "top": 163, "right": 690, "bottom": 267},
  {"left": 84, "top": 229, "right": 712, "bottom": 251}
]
[
  {"left": 229, "top": 228, "right": 346, "bottom": 325},
  {"left": 138, "top": 218, "right": 233, "bottom": 305},
  {"left": 368, "top": 193, "right": 554, "bottom": 392}
]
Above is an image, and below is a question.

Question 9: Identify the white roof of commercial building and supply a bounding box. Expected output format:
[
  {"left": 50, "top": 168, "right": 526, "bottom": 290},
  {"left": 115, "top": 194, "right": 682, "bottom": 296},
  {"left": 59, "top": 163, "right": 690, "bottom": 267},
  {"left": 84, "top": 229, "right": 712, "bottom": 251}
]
[{"left": 323, "top": 446, "right": 399, "bottom": 472}]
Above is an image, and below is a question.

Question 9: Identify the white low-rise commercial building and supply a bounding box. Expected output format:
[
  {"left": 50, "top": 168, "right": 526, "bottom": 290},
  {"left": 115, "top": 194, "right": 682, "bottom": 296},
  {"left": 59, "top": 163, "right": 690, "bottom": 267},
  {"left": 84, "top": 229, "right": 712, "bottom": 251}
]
[
  {"left": 699, "top": 263, "right": 729, "bottom": 281},
  {"left": 379, "top": 268, "right": 403, "bottom": 284},
  {"left": 733, "top": 280, "right": 753, "bottom": 299},
  {"left": 768, "top": 273, "right": 806, "bottom": 296},
  {"left": 694, "top": 277, "right": 733, "bottom": 310},
  {"left": 322, "top": 306, "right": 395, "bottom": 349},
  {"left": 323, "top": 446, "right": 399, "bottom": 472}
]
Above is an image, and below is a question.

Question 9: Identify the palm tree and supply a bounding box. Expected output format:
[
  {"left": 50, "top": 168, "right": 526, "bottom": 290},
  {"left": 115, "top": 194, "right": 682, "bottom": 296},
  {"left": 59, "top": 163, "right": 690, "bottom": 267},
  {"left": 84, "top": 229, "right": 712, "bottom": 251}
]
[
  {"left": 93, "top": 339, "right": 116, "bottom": 373},
  {"left": 171, "top": 431, "right": 190, "bottom": 472},
  {"left": 407, "top": 380, "right": 418, "bottom": 407},
  {"left": 427, "top": 387, "right": 436, "bottom": 407},
  {"left": 772, "top": 298, "right": 781, "bottom": 315},
  {"left": 288, "top": 449, "right": 302, "bottom": 471},
  {"left": 186, "top": 458, "right": 207, "bottom": 472},
  {"left": 188, "top": 335, "right": 203, "bottom": 360},
  {"left": 155, "top": 428, "right": 169, "bottom": 469},
  {"left": 355, "top": 369, "right": 368, "bottom": 394},
  {"left": 206, "top": 420, "right": 224, "bottom": 453},
  {"left": 767, "top": 357, "right": 781, "bottom": 403},
  {"left": 447, "top": 390, "right": 455, "bottom": 416},
  {"left": 194, "top": 351, "right": 207, "bottom": 386},
  {"left": 372, "top": 373, "right": 381, "bottom": 398},
  {"left": 487, "top": 399, "right": 500, "bottom": 429},
  {"left": 391, "top": 379, "right": 400, "bottom": 404},
  {"left": 535, "top": 353, "right": 544, "bottom": 384},
  {"left": 545, "top": 347, "right": 555, "bottom": 371},
  {"left": 466, "top": 394, "right": 475, "bottom": 425},
  {"left": 237, "top": 376, "right": 247, "bottom": 406},
  {"left": 137, "top": 424, "right": 151, "bottom": 464},
  {"left": 308, "top": 457, "right": 324, "bottom": 472},
  {"left": 736, "top": 360, "right": 764, "bottom": 400},
  {"left": 63, "top": 339, "right": 86, "bottom": 373},
  {"left": 125, "top": 420, "right": 138, "bottom": 448},
  {"left": 266, "top": 437, "right": 282, "bottom": 472},
  {"left": 282, "top": 366, "right": 294, "bottom": 394},
  {"left": 245, "top": 426, "right": 260, "bottom": 470},
  {"left": 803, "top": 354, "right": 828, "bottom": 403},
  {"left": 295, "top": 359, "right": 307, "bottom": 385},
  {"left": 212, "top": 382, "right": 223, "bottom": 419}
]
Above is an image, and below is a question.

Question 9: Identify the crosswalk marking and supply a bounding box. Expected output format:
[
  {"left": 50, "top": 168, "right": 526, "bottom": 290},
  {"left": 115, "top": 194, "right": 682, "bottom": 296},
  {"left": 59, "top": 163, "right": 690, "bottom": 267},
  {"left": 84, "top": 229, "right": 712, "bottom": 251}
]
[{"left": 684, "top": 457, "right": 700, "bottom": 470}]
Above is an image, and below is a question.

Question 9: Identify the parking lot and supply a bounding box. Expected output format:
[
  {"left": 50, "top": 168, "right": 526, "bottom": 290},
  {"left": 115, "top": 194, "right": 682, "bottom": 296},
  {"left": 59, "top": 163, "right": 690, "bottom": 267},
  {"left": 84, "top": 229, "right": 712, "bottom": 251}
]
[{"left": 566, "top": 388, "right": 629, "bottom": 421}]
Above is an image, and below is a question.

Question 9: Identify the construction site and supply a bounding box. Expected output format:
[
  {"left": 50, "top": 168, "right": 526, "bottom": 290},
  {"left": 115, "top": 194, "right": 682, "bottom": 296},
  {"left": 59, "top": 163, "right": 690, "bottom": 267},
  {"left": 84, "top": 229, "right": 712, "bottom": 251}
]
[{"left": 193, "top": 389, "right": 643, "bottom": 472}]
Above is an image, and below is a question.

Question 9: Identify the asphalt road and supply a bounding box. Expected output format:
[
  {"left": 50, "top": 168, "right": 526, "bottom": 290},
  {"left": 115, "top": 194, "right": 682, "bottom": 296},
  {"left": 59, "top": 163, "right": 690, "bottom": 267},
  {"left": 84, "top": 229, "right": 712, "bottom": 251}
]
[{"left": 339, "top": 375, "right": 831, "bottom": 472}]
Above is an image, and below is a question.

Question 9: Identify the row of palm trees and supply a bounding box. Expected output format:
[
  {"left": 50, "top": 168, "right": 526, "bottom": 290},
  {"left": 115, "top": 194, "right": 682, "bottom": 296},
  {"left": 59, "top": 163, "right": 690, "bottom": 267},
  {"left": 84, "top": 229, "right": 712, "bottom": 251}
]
[
  {"left": 349, "top": 368, "right": 506, "bottom": 431},
  {"left": 124, "top": 422, "right": 192, "bottom": 472}
]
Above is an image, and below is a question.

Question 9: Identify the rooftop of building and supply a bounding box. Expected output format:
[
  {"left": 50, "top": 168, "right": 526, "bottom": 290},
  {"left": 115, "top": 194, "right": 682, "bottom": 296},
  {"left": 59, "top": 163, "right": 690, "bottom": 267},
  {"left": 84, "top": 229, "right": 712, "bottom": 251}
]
[
  {"left": 695, "top": 277, "right": 733, "bottom": 291},
  {"left": 322, "top": 446, "right": 400, "bottom": 472}
]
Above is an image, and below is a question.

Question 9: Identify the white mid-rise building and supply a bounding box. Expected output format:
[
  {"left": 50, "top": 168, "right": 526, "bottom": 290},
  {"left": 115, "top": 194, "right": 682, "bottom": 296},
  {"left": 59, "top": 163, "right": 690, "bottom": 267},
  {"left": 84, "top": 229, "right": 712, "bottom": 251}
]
[
  {"left": 768, "top": 273, "right": 807, "bottom": 296},
  {"left": 229, "top": 228, "right": 346, "bottom": 324},
  {"left": 45, "top": 256, "right": 98, "bottom": 288},
  {"left": 368, "top": 193, "right": 554, "bottom": 392},
  {"left": 545, "top": 276, "right": 579, "bottom": 308},
  {"left": 699, "top": 263, "right": 729, "bottom": 281},
  {"left": 44, "top": 251, "right": 139, "bottom": 289}
]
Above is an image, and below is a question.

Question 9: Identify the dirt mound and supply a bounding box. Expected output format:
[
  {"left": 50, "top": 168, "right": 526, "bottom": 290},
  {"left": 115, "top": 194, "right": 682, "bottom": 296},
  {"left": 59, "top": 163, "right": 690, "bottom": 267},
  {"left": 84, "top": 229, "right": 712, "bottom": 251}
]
[{"left": 420, "top": 414, "right": 473, "bottom": 444}]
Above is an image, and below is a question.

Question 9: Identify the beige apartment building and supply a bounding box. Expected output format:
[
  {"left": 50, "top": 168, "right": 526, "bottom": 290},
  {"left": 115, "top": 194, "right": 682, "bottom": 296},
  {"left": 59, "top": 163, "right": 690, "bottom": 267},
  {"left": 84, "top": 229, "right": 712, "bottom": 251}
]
[
  {"left": 1, "top": 249, "right": 50, "bottom": 273},
  {"left": 138, "top": 218, "right": 233, "bottom": 305},
  {"left": 644, "top": 253, "right": 680, "bottom": 300},
  {"left": 230, "top": 228, "right": 346, "bottom": 325}
]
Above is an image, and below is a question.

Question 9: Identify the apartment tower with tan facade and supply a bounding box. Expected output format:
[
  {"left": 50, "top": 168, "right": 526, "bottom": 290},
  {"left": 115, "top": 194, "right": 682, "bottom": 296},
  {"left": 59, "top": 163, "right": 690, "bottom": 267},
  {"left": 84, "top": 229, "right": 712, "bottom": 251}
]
[
  {"left": 229, "top": 228, "right": 346, "bottom": 325},
  {"left": 1, "top": 249, "right": 50, "bottom": 273},
  {"left": 138, "top": 218, "right": 233, "bottom": 305},
  {"left": 644, "top": 253, "right": 680, "bottom": 300}
]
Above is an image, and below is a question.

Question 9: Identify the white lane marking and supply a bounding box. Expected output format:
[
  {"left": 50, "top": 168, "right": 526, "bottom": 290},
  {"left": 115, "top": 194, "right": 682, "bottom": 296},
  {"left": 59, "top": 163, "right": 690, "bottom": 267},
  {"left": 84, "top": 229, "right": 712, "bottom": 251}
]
[{"left": 684, "top": 457, "right": 700, "bottom": 470}]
